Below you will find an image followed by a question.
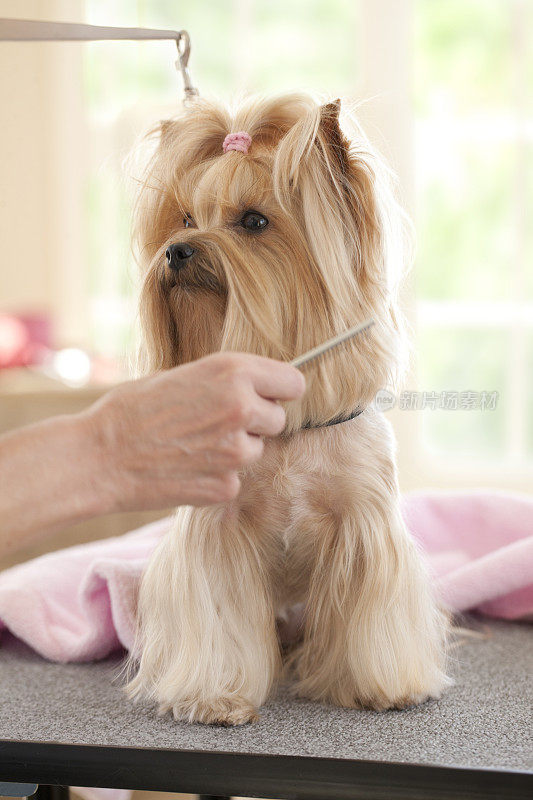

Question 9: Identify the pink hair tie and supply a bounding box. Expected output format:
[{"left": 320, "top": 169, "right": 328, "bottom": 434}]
[{"left": 222, "top": 131, "right": 252, "bottom": 154}]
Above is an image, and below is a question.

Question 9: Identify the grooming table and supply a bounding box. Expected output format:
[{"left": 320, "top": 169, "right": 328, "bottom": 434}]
[{"left": 0, "top": 616, "right": 531, "bottom": 800}]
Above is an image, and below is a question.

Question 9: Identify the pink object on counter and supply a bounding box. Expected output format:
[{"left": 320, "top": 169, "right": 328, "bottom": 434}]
[
  {"left": 0, "top": 491, "right": 531, "bottom": 664},
  {"left": 0, "top": 312, "right": 51, "bottom": 368}
]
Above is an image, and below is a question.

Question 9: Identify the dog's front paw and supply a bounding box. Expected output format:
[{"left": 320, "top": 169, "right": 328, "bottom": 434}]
[
  {"left": 388, "top": 682, "right": 448, "bottom": 710},
  {"left": 368, "top": 676, "right": 450, "bottom": 711},
  {"left": 161, "top": 695, "right": 260, "bottom": 726}
]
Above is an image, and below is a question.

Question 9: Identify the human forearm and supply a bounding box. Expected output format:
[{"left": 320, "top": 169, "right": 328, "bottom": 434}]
[
  {"left": 0, "top": 413, "right": 111, "bottom": 557},
  {"left": 0, "top": 353, "right": 305, "bottom": 559}
]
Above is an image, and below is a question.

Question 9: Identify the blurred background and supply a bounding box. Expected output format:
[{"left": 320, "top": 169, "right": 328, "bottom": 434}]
[{"left": 0, "top": 0, "right": 532, "bottom": 566}]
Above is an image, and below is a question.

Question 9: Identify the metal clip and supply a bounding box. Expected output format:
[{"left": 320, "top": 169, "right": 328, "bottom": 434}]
[{"left": 175, "top": 30, "right": 199, "bottom": 105}]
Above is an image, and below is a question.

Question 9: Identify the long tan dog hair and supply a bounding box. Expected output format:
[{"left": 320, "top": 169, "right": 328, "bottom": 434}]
[{"left": 127, "top": 93, "right": 452, "bottom": 725}]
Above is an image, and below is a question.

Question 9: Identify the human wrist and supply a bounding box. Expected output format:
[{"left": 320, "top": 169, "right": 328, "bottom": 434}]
[{"left": 71, "top": 408, "right": 119, "bottom": 519}]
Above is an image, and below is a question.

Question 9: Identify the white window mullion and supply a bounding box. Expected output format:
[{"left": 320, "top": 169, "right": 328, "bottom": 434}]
[
  {"left": 507, "top": 0, "right": 529, "bottom": 461},
  {"left": 356, "top": 0, "right": 419, "bottom": 491}
]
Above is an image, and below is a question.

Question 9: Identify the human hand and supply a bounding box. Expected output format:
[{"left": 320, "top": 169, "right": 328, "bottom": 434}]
[{"left": 84, "top": 352, "right": 305, "bottom": 510}]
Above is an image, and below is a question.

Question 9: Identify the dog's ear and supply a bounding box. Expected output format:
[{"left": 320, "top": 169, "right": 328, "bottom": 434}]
[
  {"left": 316, "top": 99, "right": 388, "bottom": 284},
  {"left": 273, "top": 98, "right": 350, "bottom": 204},
  {"left": 316, "top": 99, "right": 352, "bottom": 179},
  {"left": 274, "top": 97, "right": 364, "bottom": 204},
  {"left": 273, "top": 96, "right": 399, "bottom": 296},
  {"left": 316, "top": 100, "right": 377, "bottom": 213}
]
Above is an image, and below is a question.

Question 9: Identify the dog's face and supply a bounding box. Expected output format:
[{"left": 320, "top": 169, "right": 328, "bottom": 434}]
[{"left": 135, "top": 94, "right": 407, "bottom": 430}]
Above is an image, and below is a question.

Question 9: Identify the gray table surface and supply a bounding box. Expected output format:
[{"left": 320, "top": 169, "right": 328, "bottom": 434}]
[{"left": 0, "top": 616, "right": 532, "bottom": 772}]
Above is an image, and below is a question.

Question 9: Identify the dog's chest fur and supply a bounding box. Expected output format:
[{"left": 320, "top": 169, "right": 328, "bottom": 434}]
[{"left": 236, "top": 409, "right": 394, "bottom": 607}]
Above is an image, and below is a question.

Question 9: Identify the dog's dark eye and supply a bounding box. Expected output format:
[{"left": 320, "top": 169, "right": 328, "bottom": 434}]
[
  {"left": 183, "top": 214, "right": 194, "bottom": 229},
  {"left": 240, "top": 211, "right": 269, "bottom": 232}
]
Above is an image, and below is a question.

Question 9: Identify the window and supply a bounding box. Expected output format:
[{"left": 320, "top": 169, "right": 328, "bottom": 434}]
[{"left": 414, "top": 0, "right": 533, "bottom": 471}]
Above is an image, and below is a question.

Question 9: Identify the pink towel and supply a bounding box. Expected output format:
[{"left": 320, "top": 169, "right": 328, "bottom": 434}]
[
  {"left": 0, "top": 491, "right": 532, "bottom": 663},
  {"left": 402, "top": 490, "right": 533, "bottom": 621}
]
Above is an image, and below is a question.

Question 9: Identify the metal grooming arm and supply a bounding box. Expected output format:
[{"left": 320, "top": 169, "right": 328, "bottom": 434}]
[{"left": 0, "top": 18, "right": 198, "bottom": 102}]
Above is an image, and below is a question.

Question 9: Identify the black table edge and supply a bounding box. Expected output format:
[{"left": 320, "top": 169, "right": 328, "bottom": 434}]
[{"left": 0, "top": 740, "right": 531, "bottom": 800}]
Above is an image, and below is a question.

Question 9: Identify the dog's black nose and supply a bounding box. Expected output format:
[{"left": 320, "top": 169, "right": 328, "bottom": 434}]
[{"left": 166, "top": 242, "right": 195, "bottom": 271}]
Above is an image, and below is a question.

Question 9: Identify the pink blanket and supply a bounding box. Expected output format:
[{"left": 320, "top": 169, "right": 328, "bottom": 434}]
[{"left": 0, "top": 490, "right": 532, "bottom": 662}]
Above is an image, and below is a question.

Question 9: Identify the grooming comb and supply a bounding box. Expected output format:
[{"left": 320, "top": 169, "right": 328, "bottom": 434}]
[{"left": 290, "top": 319, "right": 375, "bottom": 370}]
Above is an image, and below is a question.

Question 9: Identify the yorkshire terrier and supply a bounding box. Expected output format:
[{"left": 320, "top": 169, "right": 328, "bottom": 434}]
[{"left": 127, "top": 93, "right": 451, "bottom": 725}]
